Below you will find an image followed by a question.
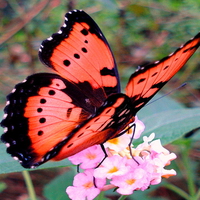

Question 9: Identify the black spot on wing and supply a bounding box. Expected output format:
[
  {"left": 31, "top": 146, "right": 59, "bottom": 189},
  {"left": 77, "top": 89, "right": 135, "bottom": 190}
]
[
  {"left": 37, "top": 108, "right": 43, "bottom": 113},
  {"left": 63, "top": 60, "right": 71, "bottom": 66},
  {"left": 74, "top": 53, "right": 80, "bottom": 59},
  {"left": 39, "top": 118, "right": 46, "bottom": 123},
  {"left": 151, "top": 72, "right": 158, "bottom": 77},
  {"left": 38, "top": 130, "right": 43, "bottom": 136},
  {"left": 81, "top": 28, "right": 88, "bottom": 36},
  {"left": 137, "top": 78, "right": 146, "bottom": 84},
  {"left": 40, "top": 99, "right": 46, "bottom": 104},
  {"left": 151, "top": 81, "right": 167, "bottom": 89},
  {"left": 163, "top": 65, "right": 169, "bottom": 70},
  {"left": 49, "top": 90, "right": 55, "bottom": 95},
  {"left": 67, "top": 108, "right": 72, "bottom": 118},
  {"left": 81, "top": 47, "right": 87, "bottom": 53},
  {"left": 100, "top": 67, "right": 116, "bottom": 76}
]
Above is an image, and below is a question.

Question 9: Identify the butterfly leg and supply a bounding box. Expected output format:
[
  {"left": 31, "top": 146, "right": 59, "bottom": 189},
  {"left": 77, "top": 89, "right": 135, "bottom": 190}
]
[
  {"left": 92, "top": 144, "right": 108, "bottom": 188},
  {"left": 95, "top": 144, "right": 108, "bottom": 168},
  {"left": 76, "top": 164, "right": 80, "bottom": 173},
  {"left": 127, "top": 123, "right": 139, "bottom": 165},
  {"left": 115, "top": 122, "right": 136, "bottom": 138}
]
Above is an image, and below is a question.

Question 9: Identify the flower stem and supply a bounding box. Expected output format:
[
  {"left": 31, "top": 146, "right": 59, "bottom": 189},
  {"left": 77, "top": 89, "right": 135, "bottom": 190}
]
[
  {"left": 22, "top": 170, "right": 37, "bottom": 200},
  {"left": 118, "top": 195, "right": 128, "bottom": 200},
  {"left": 181, "top": 145, "right": 196, "bottom": 197},
  {"left": 165, "top": 183, "right": 190, "bottom": 200},
  {"left": 194, "top": 189, "right": 200, "bottom": 200}
]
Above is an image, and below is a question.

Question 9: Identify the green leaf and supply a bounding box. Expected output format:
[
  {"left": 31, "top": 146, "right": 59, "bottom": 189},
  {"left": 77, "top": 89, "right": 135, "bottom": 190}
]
[
  {"left": 0, "top": 143, "right": 73, "bottom": 174},
  {"left": 43, "top": 168, "right": 76, "bottom": 200},
  {"left": 138, "top": 93, "right": 184, "bottom": 119},
  {"left": 136, "top": 108, "right": 200, "bottom": 145}
]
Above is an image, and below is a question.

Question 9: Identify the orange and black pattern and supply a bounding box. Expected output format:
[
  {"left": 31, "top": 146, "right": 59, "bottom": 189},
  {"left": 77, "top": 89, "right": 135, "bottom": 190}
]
[{"left": 1, "top": 10, "right": 200, "bottom": 168}]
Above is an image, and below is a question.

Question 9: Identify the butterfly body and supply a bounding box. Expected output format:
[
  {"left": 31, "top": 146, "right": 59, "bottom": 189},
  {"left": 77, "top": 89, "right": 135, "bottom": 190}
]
[{"left": 1, "top": 10, "right": 200, "bottom": 168}]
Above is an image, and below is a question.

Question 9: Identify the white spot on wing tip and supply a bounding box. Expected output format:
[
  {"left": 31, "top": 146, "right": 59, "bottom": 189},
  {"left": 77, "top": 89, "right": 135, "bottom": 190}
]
[
  {"left": 3, "top": 113, "right": 8, "bottom": 119},
  {"left": 13, "top": 156, "right": 19, "bottom": 161},
  {"left": 136, "top": 66, "right": 140, "bottom": 72},
  {"left": 11, "top": 88, "right": 16, "bottom": 93},
  {"left": 6, "top": 143, "right": 10, "bottom": 147},
  {"left": 154, "top": 60, "right": 160, "bottom": 64},
  {"left": 57, "top": 30, "right": 62, "bottom": 34},
  {"left": 47, "top": 36, "right": 53, "bottom": 41},
  {"left": 169, "top": 52, "right": 174, "bottom": 56}
]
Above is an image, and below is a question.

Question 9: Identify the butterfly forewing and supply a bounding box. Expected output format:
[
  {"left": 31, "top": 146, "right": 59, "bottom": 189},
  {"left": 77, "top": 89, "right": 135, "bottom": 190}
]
[
  {"left": 39, "top": 10, "right": 120, "bottom": 107},
  {"left": 126, "top": 32, "right": 200, "bottom": 113}
]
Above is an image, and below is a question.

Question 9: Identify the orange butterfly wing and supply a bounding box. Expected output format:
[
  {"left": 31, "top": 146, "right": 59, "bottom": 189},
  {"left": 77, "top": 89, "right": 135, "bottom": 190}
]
[
  {"left": 126, "top": 32, "right": 200, "bottom": 113},
  {"left": 39, "top": 10, "right": 120, "bottom": 107}
]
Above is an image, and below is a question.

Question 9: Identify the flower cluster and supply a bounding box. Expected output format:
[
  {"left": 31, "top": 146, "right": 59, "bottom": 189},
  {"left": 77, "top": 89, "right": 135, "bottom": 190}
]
[{"left": 66, "top": 117, "right": 177, "bottom": 200}]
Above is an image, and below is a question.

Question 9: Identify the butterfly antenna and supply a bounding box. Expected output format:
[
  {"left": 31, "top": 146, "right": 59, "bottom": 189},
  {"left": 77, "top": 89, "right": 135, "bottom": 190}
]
[{"left": 146, "top": 83, "right": 187, "bottom": 107}]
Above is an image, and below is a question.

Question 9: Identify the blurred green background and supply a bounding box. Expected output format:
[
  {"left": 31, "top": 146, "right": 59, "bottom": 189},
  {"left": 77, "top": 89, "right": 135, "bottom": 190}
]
[{"left": 0, "top": 0, "right": 200, "bottom": 200}]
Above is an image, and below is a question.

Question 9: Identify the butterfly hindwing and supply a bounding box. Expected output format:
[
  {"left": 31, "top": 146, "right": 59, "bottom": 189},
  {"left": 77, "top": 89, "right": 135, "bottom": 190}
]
[
  {"left": 126, "top": 32, "right": 200, "bottom": 113},
  {"left": 39, "top": 10, "right": 120, "bottom": 107},
  {"left": 46, "top": 93, "right": 134, "bottom": 161}
]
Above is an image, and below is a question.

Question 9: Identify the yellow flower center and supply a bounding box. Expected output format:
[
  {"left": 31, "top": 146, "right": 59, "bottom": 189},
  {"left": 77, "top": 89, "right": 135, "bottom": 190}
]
[
  {"left": 86, "top": 153, "right": 96, "bottom": 160},
  {"left": 126, "top": 179, "right": 136, "bottom": 185},
  {"left": 83, "top": 181, "right": 94, "bottom": 189},
  {"left": 108, "top": 166, "right": 119, "bottom": 173},
  {"left": 107, "top": 137, "right": 119, "bottom": 145}
]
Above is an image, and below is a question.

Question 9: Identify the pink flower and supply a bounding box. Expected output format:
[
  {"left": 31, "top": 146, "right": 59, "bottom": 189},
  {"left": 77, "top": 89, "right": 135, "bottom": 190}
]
[
  {"left": 68, "top": 145, "right": 105, "bottom": 169},
  {"left": 132, "top": 116, "right": 145, "bottom": 139},
  {"left": 65, "top": 117, "right": 177, "bottom": 200},
  {"left": 66, "top": 169, "right": 106, "bottom": 200},
  {"left": 94, "top": 155, "right": 130, "bottom": 179},
  {"left": 111, "top": 166, "right": 149, "bottom": 195}
]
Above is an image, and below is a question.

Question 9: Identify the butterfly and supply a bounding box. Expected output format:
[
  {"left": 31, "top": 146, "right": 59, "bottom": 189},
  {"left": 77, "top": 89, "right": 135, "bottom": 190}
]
[{"left": 1, "top": 10, "right": 200, "bottom": 169}]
